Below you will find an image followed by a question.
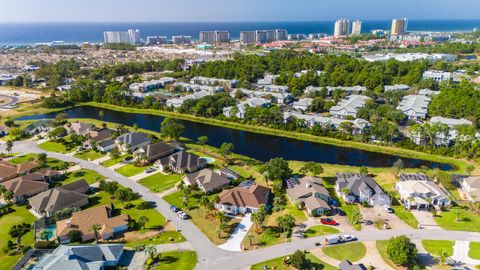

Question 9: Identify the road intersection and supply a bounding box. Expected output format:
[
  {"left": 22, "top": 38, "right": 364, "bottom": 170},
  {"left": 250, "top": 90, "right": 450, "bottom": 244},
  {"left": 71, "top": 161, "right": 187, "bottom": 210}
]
[{"left": 3, "top": 140, "right": 480, "bottom": 270}]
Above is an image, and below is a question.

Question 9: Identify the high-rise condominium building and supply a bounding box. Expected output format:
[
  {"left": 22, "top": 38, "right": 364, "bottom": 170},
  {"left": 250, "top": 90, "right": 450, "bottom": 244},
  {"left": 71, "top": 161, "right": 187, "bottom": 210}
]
[
  {"left": 172, "top": 35, "right": 192, "bottom": 44},
  {"left": 103, "top": 29, "right": 141, "bottom": 44},
  {"left": 334, "top": 19, "right": 350, "bottom": 37},
  {"left": 240, "top": 29, "right": 288, "bottom": 44},
  {"left": 352, "top": 20, "right": 362, "bottom": 35},
  {"left": 240, "top": 31, "right": 257, "bottom": 44},
  {"left": 146, "top": 36, "right": 168, "bottom": 45},
  {"left": 275, "top": 29, "right": 288, "bottom": 41},
  {"left": 199, "top": 31, "right": 230, "bottom": 43},
  {"left": 391, "top": 18, "right": 408, "bottom": 35}
]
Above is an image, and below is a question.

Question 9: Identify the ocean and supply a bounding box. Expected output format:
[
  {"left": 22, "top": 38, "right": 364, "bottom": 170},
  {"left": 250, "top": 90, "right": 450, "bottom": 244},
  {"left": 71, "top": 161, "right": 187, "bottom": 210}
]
[{"left": 0, "top": 20, "right": 479, "bottom": 46}]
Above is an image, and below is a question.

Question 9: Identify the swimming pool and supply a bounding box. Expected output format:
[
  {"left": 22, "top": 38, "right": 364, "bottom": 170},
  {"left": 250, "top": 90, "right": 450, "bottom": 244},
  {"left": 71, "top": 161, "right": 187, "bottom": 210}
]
[{"left": 200, "top": 157, "right": 216, "bottom": 164}]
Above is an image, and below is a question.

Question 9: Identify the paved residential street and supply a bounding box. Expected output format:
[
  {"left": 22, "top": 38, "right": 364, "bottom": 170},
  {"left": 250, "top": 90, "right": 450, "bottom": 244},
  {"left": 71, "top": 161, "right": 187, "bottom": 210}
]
[{"left": 4, "top": 140, "right": 480, "bottom": 270}]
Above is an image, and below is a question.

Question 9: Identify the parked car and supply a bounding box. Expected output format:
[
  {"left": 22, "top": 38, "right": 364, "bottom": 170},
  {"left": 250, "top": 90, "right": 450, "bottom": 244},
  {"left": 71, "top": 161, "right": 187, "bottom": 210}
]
[
  {"left": 338, "top": 234, "right": 356, "bottom": 242},
  {"left": 320, "top": 218, "right": 337, "bottom": 226},
  {"left": 177, "top": 211, "right": 188, "bottom": 220},
  {"left": 76, "top": 146, "right": 85, "bottom": 151},
  {"left": 384, "top": 205, "right": 394, "bottom": 213},
  {"left": 364, "top": 220, "right": 373, "bottom": 225},
  {"left": 169, "top": 205, "right": 179, "bottom": 212},
  {"left": 144, "top": 167, "right": 156, "bottom": 174},
  {"left": 124, "top": 156, "right": 133, "bottom": 162}
]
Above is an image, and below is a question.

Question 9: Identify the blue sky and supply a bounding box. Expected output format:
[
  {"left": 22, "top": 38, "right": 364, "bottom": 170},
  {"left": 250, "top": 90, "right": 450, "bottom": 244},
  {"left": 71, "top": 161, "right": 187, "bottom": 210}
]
[{"left": 1, "top": 0, "right": 479, "bottom": 22}]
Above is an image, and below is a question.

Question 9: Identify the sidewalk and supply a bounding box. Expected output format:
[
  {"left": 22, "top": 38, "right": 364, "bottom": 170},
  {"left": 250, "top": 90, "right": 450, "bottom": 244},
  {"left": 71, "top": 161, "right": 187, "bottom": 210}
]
[{"left": 218, "top": 214, "right": 253, "bottom": 252}]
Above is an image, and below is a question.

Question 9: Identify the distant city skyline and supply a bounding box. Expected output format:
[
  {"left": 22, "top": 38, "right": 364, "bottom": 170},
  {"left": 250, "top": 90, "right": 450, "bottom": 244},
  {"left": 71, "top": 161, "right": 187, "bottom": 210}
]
[{"left": 1, "top": 0, "right": 480, "bottom": 23}]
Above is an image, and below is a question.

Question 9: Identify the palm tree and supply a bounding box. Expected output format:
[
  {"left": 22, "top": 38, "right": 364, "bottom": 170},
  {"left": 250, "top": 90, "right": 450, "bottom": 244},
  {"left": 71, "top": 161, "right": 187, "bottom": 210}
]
[
  {"left": 454, "top": 209, "right": 461, "bottom": 222},
  {"left": 90, "top": 224, "right": 102, "bottom": 244},
  {"left": 144, "top": 244, "right": 157, "bottom": 259},
  {"left": 39, "top": 229, "right": 51, "bottom": 242},
  {"left": 246, "top": 233, "right": 254, "bottom": 246},
  {"left": 199, "top": 196, "right": 210, "bottom": 217},
  {"left": 138, "top": 216, "right": 150, "bottom": 230}
]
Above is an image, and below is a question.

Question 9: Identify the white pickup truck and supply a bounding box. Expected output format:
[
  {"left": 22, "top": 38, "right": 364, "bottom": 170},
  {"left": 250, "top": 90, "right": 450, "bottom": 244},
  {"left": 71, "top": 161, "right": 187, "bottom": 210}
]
[{"left": 317, "top": 234, "right": 357, "bottom": 246}]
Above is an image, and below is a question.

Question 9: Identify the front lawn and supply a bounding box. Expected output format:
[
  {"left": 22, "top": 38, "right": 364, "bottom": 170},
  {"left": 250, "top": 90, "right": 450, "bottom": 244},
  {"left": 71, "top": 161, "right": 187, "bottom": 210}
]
[
  {"left": 469, "top": 242, "right": 480, "bottom": 260},
  {"left": 163, "top": 191, "right": 239, "bottom": 245},
  {"left": 100, "top": 154, "right": 130, "bottom": 167},
  {"left": 60, "top": 169, "right": 106, "bottom": 185},
  {"left": 88, "top": 191, "right": 167, "bottom": 230},
  {"left": 10, "top": 154, "right": 68, "bottom": 171},
  {"left": 139, "top": 173, "right": 183, "bottom": 193},
  {"left": 152, "top": 251, "right": 197, "bottom": 270},
  {"left": 392, "top": 205, "right": 419, "bottom": 229},
  {"left": 38, "top": 139, "right": 75, "bottom": 153},
  {"left": 116, "top": 163, "right": 151, "bottom": 177},
  {"left": 251, "top": 253, "right": 337, "bottom": 270},
  {"left": 422, "top": 240, "right": 454, "bottom": 257},
  {"left": 304, "top": 225, "right": 340, "bottom": 238},
  {"left": 376, "top": 240, "right": 402, "bottom": 270},
  {"left": 124, "top": 231, "right": 186, "bottom": 248},
  {"left": 0, "top": 205, "right": 37, "bottom": 270},
  {"left": 74, "top": 149, "right": 105, "bottom": 161},
  {"left": 434, "top": 206, "right": 480, "bottom": 232},
  {"left": 322, "top": 242, "right": 366, "bottom": 262}
]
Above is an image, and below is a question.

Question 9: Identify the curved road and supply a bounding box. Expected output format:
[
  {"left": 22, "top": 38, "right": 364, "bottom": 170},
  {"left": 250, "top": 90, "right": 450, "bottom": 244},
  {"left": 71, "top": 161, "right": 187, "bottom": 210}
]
[
  {"left": 0, "top": 94, "right": 19, "bottom": 108},
  {"left": 3, "top": 140, "right": 480, "bottom": 270}
]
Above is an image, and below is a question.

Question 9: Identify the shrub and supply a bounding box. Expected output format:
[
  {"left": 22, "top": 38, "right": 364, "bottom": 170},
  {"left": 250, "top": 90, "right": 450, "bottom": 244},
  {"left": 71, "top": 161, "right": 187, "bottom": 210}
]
[
  {"left": 22, "top": 246, "right": 31, "bottom": 254},
  {"left": 67, "top": 230, "right": 82, "bottom": 242},
  {"left": 137, "top": 201, "right": 152, "bottom": 210},
  {"left": 34, "top": 241, "right": 59, "bottom": 249},
  {"left": 387, "top": 235, "right": 418, "bottom": 267}
]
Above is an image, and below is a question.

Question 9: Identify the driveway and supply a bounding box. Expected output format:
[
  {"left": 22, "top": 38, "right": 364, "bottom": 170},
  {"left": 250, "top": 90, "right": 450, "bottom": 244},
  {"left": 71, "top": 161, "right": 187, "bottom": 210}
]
[
  {"left": 452, "top": 241, "right": 480, "bottom": 267},
  {"left": 360, "top": 206, "right": 411, "bottom": 230},
  {"left": 411, "top": 210, "right": 443, "bottom": 230},
  {"left": 0, "top": 94, "right": 19, "bottom": 109},
  {"left": 218, "top": 214, "right": 253, "bottom": 252},
  {"left": 130, "top": 169, "right": 157, "bottom": 182}
]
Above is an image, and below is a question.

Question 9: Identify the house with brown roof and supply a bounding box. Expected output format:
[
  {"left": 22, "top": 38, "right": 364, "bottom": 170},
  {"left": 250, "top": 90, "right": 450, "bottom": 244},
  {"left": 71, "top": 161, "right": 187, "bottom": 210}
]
[
  {"left": 56, "top": 205, "right": 129, "bottom": 244},
  {"left": 0, "top": 160, "right": 37, "bottom": 182},
  {"left": 134, "top": 141, "right": 176, "bottom": 163},
  {"left": 65, "top": 122, "right": 94, "bottom": 136},
  {"left": 183, "top": 168, "right": 230, "bottom": 193},
  {"left": 215, "top": 184, "right": 271, "bottom": 215},
  {"left": 461, "top": 176, "right": 480, "bottom": 202},
  {"left": 28, "top": 180, "right": 90, "bottom": 217},
  {"left": 87, "top": 128, "right": 114, "bottom": 145},
  {"left": 0, "top": 178, "right": 49, "bottom": 202},
  {"left": 155, "top": 151, "right": 207, "bottom": 174},
  {"left": 20, "top": 168, "right": 61, "bottom": 182},
  {"left": 286, "top": 176, "right": 332, "bottom": 216}
]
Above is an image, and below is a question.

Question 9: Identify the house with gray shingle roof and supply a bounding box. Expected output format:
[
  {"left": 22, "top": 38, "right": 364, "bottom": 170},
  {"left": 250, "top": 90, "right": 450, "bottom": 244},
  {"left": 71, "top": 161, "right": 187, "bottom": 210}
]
[
  {"left": 329, "top": 95, "right": 371, "bottom": 119},
  {"left": 286, "top": 176, "right": 332, "bottom": 216},
  {"left": 183, "top": 168, "right": 230, "bottom": 193},
  {"left": 155, "top": 151, "right": 207, "bottom": 174},
  {"left": 396, "top": 95, "right": 431, "bottom": 120},
  {"left": 114, "top": 132, "right": 152, "bottom": 152},
  {"left": 335, "top": 173, "right": 391, "bottom": 206}
]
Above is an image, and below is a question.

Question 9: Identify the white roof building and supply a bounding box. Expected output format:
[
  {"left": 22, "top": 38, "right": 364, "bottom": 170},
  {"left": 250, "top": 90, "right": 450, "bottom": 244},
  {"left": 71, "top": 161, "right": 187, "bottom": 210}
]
[
  {"left": 283, "top": 111, "right": 370, "bottom": 134},
  {"left": 223, "top": 98, "right": 271, "bottom": 119},
  {"left": 166, "top": 91, "right": 212, "bottom": 108},
  {"left": 418, "top": 89, "right": 440, "bottom": 96},
  {"left": 329, "top": 95, "right": 371, "bottom": 119},
  {"left": 396, "top": 95, "right": 431, "bottom": 120},
  {"left": 384, "top": 84, "right": 411, "bottom": 92},
  {"left": 429, "top": 116, "right": 472, "bottom": 128},
  {"left": 257, "top": 74, "right": 279, "bottom": 86},
  {"left": 293, "top": 98, "right": 314, "bottom": 112},
  {"left": 422, "top": 70, "right": 452, "bottom": 82},
  {"left": 363, "top": 53, "right": 456, "bottom": 63}
]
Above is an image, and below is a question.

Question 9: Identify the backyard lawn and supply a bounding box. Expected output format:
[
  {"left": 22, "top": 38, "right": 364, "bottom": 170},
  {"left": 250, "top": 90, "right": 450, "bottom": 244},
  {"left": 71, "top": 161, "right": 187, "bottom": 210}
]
[
  {"left": 0, "top": 205, "right": 37, "bottom": 270},
  {"left": 74, "top": 149, "right": 105, "bottom": 161},
  {"left": 250, "top": 253, "right": 337, "bottom": 270},
  {"left": 100, "top": 154, "right": 130, "bottom": 167},
  {"left": 116, "top": 163, "right": 151, "bottom": 177},
  {"left": 434, "top": 206, "right": 480, "bottom": 232},
  {"left": 422, "top": 240, "right": 454, "bottom": 257},
  {"left": 163, "top": 191, "right": 239, "bottom": 245},
  {"left": 323, "top": 242, "right": 366, "bottom": 262},
  {"left": 60, "top": 169, "right": 106, "bottom": 185},
  {"left": 303, "top": 225, "right": 340, "bottom": 238},
  {"left": 152, "top": 251, "right": 197, "bottom": 270},
  {"left": 469, "top": 242, "right": 480, "bottom": 260},
  {"left": 139, "top": 173, "right": 183, "bottom": 193}
]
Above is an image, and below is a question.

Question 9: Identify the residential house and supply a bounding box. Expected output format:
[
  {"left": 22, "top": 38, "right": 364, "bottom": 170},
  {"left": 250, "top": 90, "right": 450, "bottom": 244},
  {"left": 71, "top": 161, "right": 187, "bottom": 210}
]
[
  {"left": 461, "top": 176, "right": 480, "bottom": 202},
  {"left": 86, "top": 128, "right": 115, "bottom": 148},
  {"left": 223, "top": 97, "right": 271, "bottom": 119},
  {"left": 166, "top": 90, "right": 212, "bottom": 108},
  {"left": 262, "top": 85, "right": 289, "bottom": 93},
  {"left": 129, "top": 78, "right": 176, "bottom": 92},
  {"left": 326, "top": 86, "right": 366, "bottom": 96},
  {"left": 335, "top": 173, "right": 391, "bottom": 206},
  {"left": 29, "top": 180, "right": 90, "bottom": 217},
  {"left": 422, "top": 70, "right": 452, "bottom": 82},
  {"left": 286, "top": 176, "right": 332, "bottom": 216},
  {"left": 24, "top": 120, "right": 53, "bottom": 135},
  {"left": 384, "top": 84, "right": 411, "bottom": 92},
  {"left": 156, "top": 151, "right": 207, "bottom": 174},
  {"left": 183, "top": 168, "right": 230, "bottom": 193},
  {"left": 216, "top": 167, "right": 240, "bottom": 180},
  {"left": 65, "top": 122, "right": 94, "bottom": 136},
  {"left": 0, "top": 178, "right": 49, "bottom": 202},
  {"left": 56, "top": 205, "right": 129, "bottom": 244},
  {"left": 339, "top": 259, "right": 367, "bottom": 270},
  {"left": 283, "top": 111, "right": 370, "bottom": 134},
  {"left": 0, "top": 160, "right": 37, "bottom": 182},
  {"left": 409, "top": 116, "right": 473, "bottom": 146},
  {"left": 0, "top": 126, "right": 8, "bottom": 137},
  {"left": 257, "top": 74, "right": 280, "bottom": 86},
  {"left": 330, "top": 95, "right": 371, "bottom": 119},
  {"left": 20, "top": 167, "right": 61, "bottom": 182},
  {"left": 189, "top": 76, "right": 238, "bottom": 88},
  {"left": 115, "top": 132, "right": 152, "bottom": 152},
  {"left": 293, "top": 98, "right": 313, "bottom": 112},
  {"left": 215, "top": 184, "right": 271, "bottom": 215},
  {"left": 134, "top": 141, "right": 176, "bottom": 163},
  {"left": 97, "top": 139, "right": 117, "bottom": 153},
  {"left": 418, "top": 89, "right": 440, "bottom": 97},
  {"left": 396, "top": 173, "right": 451, "bottom": 210},
  {"left": 33, "top": 244, "right": 125, "bottom": 270},
  {"left": 396, "top": 95, "right": 431, "bottom": 120}
]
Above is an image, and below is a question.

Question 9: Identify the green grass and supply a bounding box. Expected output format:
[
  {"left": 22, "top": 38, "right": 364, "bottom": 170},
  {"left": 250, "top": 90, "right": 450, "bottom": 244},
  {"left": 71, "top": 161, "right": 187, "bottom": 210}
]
[
  {"left": 124, "top": 231, "right": 186, "bottom": 248},
  {"left": 392, "top": 205, "right": 420, "bottom": 229},
  {"left": 88, "top": 191, "right": 167, "bottom": 230},
  {"left": 322, "top": 242, "right": 366, "bottom": 262},
  {"left": 164, "top": 190, "right": 239, "bottom": 245},
  {"left": 9, "top": 153, "right": 37, "bottom": 164},
  {"left": 74, "top": 149, "right": 105, "bottom": 161},
  {"left": 376, "top": 240, "right": 400, "bottom": 269},
  {"left": 303, "top": 225, "right": 340, "bottom": 238},
  {"left": 100, "top": 154, "right": 130, "bottom": 167},
  {"left": 0, "top": 205, "right": 37, "bottom": 270},
  {"left": 340, "top": 204, "right": 361, "bottom": 231},
  {"left": 151, "top": 251, "right": 197, "bottom": 270},
  {"left": 60, "top": 169, "right": 106, "bottom": 185},
  {"left": 422, "top": 240, "right": 454, "bottom": 257},
  {"left": 139, "top": 173, "right": 183, "bottom": 193},
  {"left": 434, "top": 206, "right": 480, "bottom": 232},
  {"left": 250, "top": 253, "right": 337, "bottom": 270},
  {"left": 469, "top": 242, "right": 480, "bottom": 260},
  {"left": 115, "top": 163, "right": 151, "bottom": 177},
  {"left": 38, "top": 140, "right": 73, "bottom": 153}
]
